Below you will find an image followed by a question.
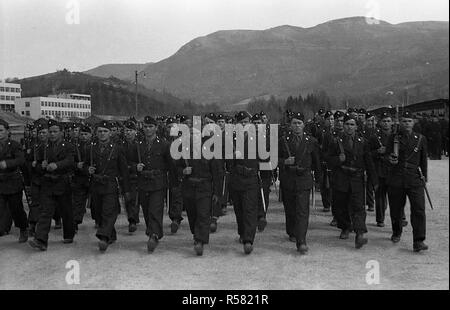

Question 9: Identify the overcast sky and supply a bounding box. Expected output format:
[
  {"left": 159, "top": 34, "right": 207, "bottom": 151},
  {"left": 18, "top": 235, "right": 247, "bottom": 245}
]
[{"left": 1, "top": 0, "right": 448, "bottom": 79}]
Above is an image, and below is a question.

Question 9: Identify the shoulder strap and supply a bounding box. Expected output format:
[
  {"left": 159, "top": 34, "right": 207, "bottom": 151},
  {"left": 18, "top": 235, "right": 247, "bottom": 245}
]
[{"left": 100, "top": 145, "right": 116, "bottom": 175}]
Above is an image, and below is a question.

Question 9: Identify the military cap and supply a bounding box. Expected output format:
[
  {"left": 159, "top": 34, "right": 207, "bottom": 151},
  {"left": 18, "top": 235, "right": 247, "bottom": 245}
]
[
  {"left": 358, "top": 108, "right": 367, "bottom": 114},
  {"left": 156, "top": 116, "right": 164, "bottom": 121},
  {"left": 379, "top": 111, "right": 392, "bottom": 120},
  {"left": 175, "top": 114, "right": 181, "bottom": 120},
  {"left": 235, "top": 111, "right": 251, "bottom": 122},
  {"left": 80, "top": 125, "right": 92, "bottom": 133},
  {"left": 216, "top": 113, "right": 225, "bottom": 121},
  {"left": 165, "top": 117, "right": 177, "bottom": 125},
  {"left": 318, "top": 108, "right": 325, "bottom": 115},
  {"left": 143, "top": 116, "right": 157, "bottom": 125},
  {"left": 36, "top": 122, "right": 48, "bottom": 131},
  {"left": 334, "top": 110, "right": 345, "bottom": 119},
  {"left": 343, "top": 113, "right": 357, "bottom": 123},
  {"left": 72, "top": 122, "right": 82, "bottom": 129},
  {"left": 289, "top": 112, "right": 304, "bottom": 122},
  {"left": 26, "top": 123, "right": 36, "bottom": 131},
  {"left": 124, "top": 120, "right": 137, "bottom": 130},
  {"left": 179, "top": 115, "right": 189, "bottom": 123},
  {"left": 401, "top": 110, "right": 414, "bottom": 119},
  {"left": 47, "top": 119, "right": 62, "bottom": 129},
  {"left": 251, "top": 113, "right": 262, "bottom": 122},
  {"left": 0, "top": 119, "right": 9, "bottom": 129},
  {"left": 259, "top": 111, "right": 266, "bottom": 116},
  {"left": 324, "top": 111, "right": 333, "bottom": 119},
  {"left": 347, "top": 107, "right": 356, "bottom": 113},
  {"left": 365, "top": 112, "right": 375, "bottom": 119},
  {"left": 204, "top": 112, "right": 216, "bottom": 122},
  {"left": 96, "top": 120, "right": 112, "bottom": 130}
]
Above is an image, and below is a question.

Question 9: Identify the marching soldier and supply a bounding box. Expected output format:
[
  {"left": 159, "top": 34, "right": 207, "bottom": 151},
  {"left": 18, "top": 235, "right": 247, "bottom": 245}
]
[
  {"left": 72, "top": 124, "right": 92, "bottom": 232},
  {"left": 369, "top": 112, "right": 392, "bottom": 227},
  {"left": 165, "top": 117, "right": 184, "bottom": 234},
  {"left": 322, "top": 110, "right": 345, "bottom": 226},
  {"left": 251, "top": 113, "right": 271, "bottom": 232},
  {"left": 360, "top": 112, "right": 377, "bottom": 212},
  {"left": 178, "top": 119, "right": 222, "bottom": 255},
  {"left": 386, "top": 110, "right": 429, "bottom": 252},
  {"left": 279, "top": 112, "right": 322, "bottom": 253},
  {"left": 122, "top": 120, "right": 141, "bottom": 233},
  {"left": 317, "top": 111, "right": 334, "bottom": 212},
  {"left": 86, "top": 120, "right": 131, "bottom": 252},
  {"left": 326, "top": 113, "right": 378, "bottom": 249},
  {"left": 228, "top": 111, "right": 260, "bottom": 254},
  {"left": 29, "top": 120, "right": 75, "bottom": 251},
  {"left": 0, "top": 119, "right": 28, "bottom": 242},
  {"left": 133, "top": 116, "right": 178, "bottom": 253}
]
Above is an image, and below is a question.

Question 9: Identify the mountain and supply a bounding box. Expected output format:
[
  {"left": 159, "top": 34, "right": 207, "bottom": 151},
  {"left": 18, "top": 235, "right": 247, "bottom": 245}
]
[
  {"left": 133, "top": 16, "right": 448, "bottom": 107},
  {"left": 17, "top": 69, "right": 193, "bottom": 117},
  {"left": 85, "top": 63, "right": 152, "bottom": 80}
]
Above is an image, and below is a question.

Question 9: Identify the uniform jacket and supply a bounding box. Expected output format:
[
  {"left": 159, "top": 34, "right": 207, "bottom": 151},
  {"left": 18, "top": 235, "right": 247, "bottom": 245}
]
[
  {"left": 385, "top": 130, "right": 427, "bottom": 189},
  {"left": 0, "top": 139, "right": 25, "bottom": 194},
  {"left": 278, "top": 131, "right": 322, "bottom": 192},
  {"left": 326, "top": 132, "right": 377, "bottom": 193}
]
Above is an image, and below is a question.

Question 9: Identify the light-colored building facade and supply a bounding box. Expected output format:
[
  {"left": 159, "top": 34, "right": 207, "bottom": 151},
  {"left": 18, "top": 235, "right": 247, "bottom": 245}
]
[
  {"left": 15, "top": 93, "right": 91, "bottom": 120},
  {"left": 0, "top": 82, "right": 21, "bottom": 112}
]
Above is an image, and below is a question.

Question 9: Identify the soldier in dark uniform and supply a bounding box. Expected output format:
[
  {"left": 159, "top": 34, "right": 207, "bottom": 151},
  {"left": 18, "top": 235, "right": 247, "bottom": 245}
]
[
  {"left": 251, "top": 113, "right": 271, "bottom": 232},
  {"left": 71, "top": 125, "right": 92, "bottom": 232},
  {"left": 279, "top": 112, "right": 322, "bottom": 254},
  {"left": 322, "top": 110, "right": 345, "bottom": 226},
  {"left": 122, "top": 120, "right": 141, "bottom": 233},
  {"left": 178, "top": 119, "right": 222, "bottom": 255},
  {"left": 165, "top": 117, "right": 184, "bottom": 234},
  {"left": 28, "top": 120, "right": 75, "bottom": 251},
  {"left": 0, "top": 119, "right": 28, "bottom": 242},
  {"left": 317, "top": 111, "right": 334, "bottom": 212},
  {"left": 134, "top": 116, "right": 178, "bottom": 253},
  {"left": 326, "top": 114, "right": 378, "bottom": 249},
  {"left": 386, "top": 110, "right": 429, "bottom": 252},
  {"left": 439, "top": 115, "right": 448, "bottom": 157},
  {"left": 360, "top": 112, "right": 377, "bottom": 212},
  {"left": 369, "top": 112, "right": 393, "bottom": 227},
  {"left": 86, "top": 120, "right": 131, "bottom": 252},
  {"left": 228, "top": 111, "right": 260, "bottom": 254}
]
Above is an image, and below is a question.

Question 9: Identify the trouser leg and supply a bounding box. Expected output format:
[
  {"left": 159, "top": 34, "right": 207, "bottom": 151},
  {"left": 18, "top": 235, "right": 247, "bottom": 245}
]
[
  {"left": 231, "top": 189, "right": 244, "bottom": 237},
  {"left": 241, "top": 187, "right": 258, "bottom": 244},
  {"left": 0, "top": 196, "right": 13, "bottom": 233},
  {"left": 194, "top": 192, "right": 212, "bottom": 244},
  {"left": 333, "top": 189, "right": 352, "bottom": 231},
  {"left": 375, "top": 178, "right": 388, "bottom": 223},
  {"left": 169, "top": 185, "right": 183, "bottom": 223},
  {"left": 28, "top": 184, "right": 40, "bottom": 224},
  {"left": 96, "top": 192, "right": 119, "bottom": 242},
  {"left": 349, "top": 189, "right": 367, "bottom": 234},
  {"left": 294, "top": 190, "right": 310, "bottom": 243},
  {"left": 282, "top": 187, "right": 296, "bottom": 237},
  {"left": 72, "top": 183, "right": 87, "bottom": 225},
  {"left": 143, "top": 190, "right": 165, "bottom": 239},
  {"left": 6, "top": 192, "right": 28, "bottom": 231},
  {"left": 125, "top": 183, "right": 139, "bottom": 224},
  {"left": 57, "top": 191, "right": 75, "bottom": 240},
  {"left": 387, "top": 186, "right": 407, "bottom": 236},
  {"left": 407, "top": 187, "right": 426, "bottom": 242},
  {"left": 35, "top": 191, "right": 57, "bottom": 245}
]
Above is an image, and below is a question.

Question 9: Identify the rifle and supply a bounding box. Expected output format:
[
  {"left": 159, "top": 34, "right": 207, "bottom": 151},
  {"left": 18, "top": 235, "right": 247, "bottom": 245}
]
[
  {"left": 257, "top": 172, "right": 267, "bottom": 213},
  {"left": 418, "top": 167, "right": 434, "bottom": 210},
  {"left": 135, "top": 139, "right": 142, "bottom": 212},
  {"left": 19, "top": 169, "right": 31, "bottom": 207}
]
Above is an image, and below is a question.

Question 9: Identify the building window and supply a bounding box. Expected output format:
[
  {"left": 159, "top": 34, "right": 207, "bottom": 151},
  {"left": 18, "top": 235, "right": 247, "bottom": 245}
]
[
  {"left": 5, "top": 87, "right": 9, "bottom": 92},
  {"left": 25, "top": 102, "right": 30, "bottom": 107},
  {"left": 0, "top": 87, "right": 4, "bottom": 91},
  {"left": 0, "top": 95, "right": 4, "bottom": 100},
  {"left": 21, "top": 111, "right": 24, "bottom": 115}
]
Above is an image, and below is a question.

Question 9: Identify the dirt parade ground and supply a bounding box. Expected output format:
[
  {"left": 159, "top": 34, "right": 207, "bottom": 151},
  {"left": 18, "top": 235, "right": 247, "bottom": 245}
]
[{"left": 0, "top": 159, "right": 448, "bottom": 290}]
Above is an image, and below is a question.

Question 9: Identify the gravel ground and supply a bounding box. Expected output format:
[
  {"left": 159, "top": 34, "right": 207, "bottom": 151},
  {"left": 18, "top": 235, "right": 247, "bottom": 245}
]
[{"left": 0, "top": 159, "right": 448, "bottom": 290}]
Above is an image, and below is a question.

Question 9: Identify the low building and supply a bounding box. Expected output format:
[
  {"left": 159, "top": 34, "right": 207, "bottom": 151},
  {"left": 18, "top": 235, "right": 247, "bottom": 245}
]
[
  {"left": 0, "top": 82, "right": 21, "bottom": 112},
  {"left": 14, "top": 93, "right": 91, "bottom": 120}
]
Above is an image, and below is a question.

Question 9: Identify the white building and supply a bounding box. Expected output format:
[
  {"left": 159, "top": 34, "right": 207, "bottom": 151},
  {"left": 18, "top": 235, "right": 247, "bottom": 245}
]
[
  {"left": 15, "top": 93, "right": 91, "bottom": 120},
  {"left": 0, "top": 82, "right": 21, "bottom": 112}
]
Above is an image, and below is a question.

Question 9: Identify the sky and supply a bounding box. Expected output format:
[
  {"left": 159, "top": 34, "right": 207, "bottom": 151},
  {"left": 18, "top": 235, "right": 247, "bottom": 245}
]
[{"left": 1, "top": 0, "right": 449, "bottom": 79}]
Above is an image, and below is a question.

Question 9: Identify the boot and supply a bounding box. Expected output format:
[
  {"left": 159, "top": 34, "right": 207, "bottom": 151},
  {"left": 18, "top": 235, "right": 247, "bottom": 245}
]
[
  {"left": 19, "top": 230, "right": 29, "bottom": 243},
  {"left": 355, "top": 233, "right": 368, "bottom": 249}
]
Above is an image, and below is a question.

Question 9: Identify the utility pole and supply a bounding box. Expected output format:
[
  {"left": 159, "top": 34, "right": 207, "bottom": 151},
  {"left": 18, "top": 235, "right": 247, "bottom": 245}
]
[{"left": 135, "top": 70, "right": 138, "bottom": 118}]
